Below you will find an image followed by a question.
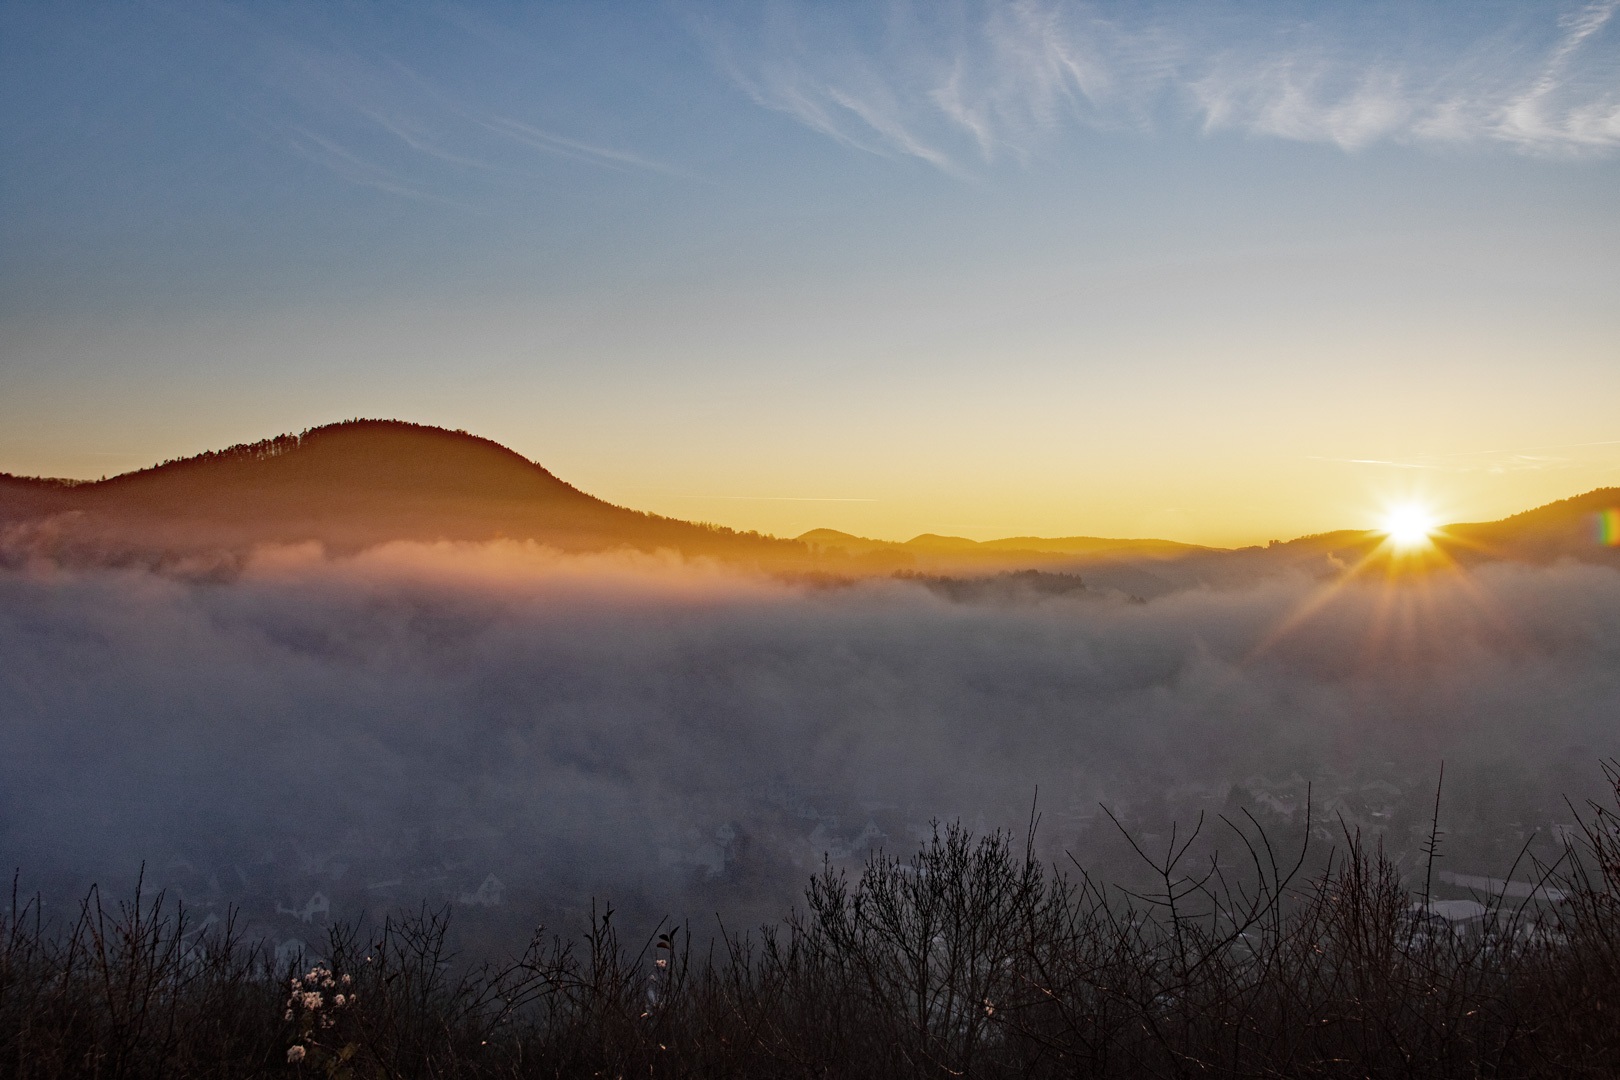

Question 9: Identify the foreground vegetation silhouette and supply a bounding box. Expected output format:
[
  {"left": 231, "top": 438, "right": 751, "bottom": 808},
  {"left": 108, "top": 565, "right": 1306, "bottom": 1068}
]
[{"left": 4, "top": 764, "right": 1618, "bottom": 1079}]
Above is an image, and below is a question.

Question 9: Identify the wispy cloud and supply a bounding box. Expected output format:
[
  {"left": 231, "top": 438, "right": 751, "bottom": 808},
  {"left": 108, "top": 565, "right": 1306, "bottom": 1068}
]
[
  {"left": 239, "top": 20, "right": 682, "bottom": 203},
  {"left": 1493, "top": 0, "right": 1620, "bottom": 149},
  {"left": 669, "top": 494, "right": 879, "bottom": 502},
  {"left": 719, "top": 41, "right": 958, "bottom": 169},
  {"left": 700, "top": 0, "right": 1620, "bottom": 171},
  {"left": 476, "top": 116, "right": 688, "bottom": 177},
  {"left": 283, "top": 127, "right": 473, "bottom": 209},
  {"left": 1191, "top": 62, "right": 1415, "bottom": 150},
  {"left": 1312, "top": 438, "right": 1620, "bottom": 474}
]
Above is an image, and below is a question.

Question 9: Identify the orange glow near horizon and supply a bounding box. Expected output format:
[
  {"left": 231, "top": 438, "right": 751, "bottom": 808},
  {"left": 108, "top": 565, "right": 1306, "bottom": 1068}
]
[{"left": 4, "top": 414, "right": 1615, "bottom": 551}]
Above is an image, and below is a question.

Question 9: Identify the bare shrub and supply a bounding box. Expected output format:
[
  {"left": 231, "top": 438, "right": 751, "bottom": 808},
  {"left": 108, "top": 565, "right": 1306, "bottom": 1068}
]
[{"left": 5, "top": 762, "right": 1619, "bottom": 1078}]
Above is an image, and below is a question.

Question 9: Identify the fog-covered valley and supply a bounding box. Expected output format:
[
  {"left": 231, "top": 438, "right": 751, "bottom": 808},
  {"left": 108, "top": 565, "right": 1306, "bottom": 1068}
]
[{"left": 3, "top": 538, "right": 1615, "bottom": 957}]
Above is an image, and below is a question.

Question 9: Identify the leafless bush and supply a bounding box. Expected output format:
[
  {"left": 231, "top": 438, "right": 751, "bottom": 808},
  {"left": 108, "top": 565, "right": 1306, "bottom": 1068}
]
[
  {"left": 0, "top": 871, "right": 280, "bottom": 1078},
  {"left": 5, "top": 763, "right": 1619, "bottom": 1078}
]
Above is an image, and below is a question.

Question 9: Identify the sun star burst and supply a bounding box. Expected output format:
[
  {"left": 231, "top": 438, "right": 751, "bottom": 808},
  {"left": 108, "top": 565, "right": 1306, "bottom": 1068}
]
[{"left": 1382, "top": 504, "right": 1438, "bottom": 551}]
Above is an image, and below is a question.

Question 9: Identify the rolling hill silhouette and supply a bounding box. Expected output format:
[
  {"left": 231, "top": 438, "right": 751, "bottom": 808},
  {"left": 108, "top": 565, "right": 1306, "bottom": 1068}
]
[
  {"left": 796, "top": 488, "right": 1620, "bottom": 592},
  {"left": 0, "top": 420, "right": 803, "bottom": 566},
  {"left": 1, "top": 419, "right": 1615, "bottom": 582}
]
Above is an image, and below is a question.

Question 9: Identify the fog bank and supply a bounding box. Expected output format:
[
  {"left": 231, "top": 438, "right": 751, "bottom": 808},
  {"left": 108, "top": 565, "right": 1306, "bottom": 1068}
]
[{"left": 2, "top": 541, "right": 1616, "bottom": 950}]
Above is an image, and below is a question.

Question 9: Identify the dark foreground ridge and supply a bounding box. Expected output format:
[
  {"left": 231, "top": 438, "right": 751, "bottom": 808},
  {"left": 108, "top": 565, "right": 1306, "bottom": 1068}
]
[
  {"left": 4, "top": 763, "right": 1619, "bottom": 1079},
  {"left": 1, "top": 419, "right": 1616, "bottom": 580}
]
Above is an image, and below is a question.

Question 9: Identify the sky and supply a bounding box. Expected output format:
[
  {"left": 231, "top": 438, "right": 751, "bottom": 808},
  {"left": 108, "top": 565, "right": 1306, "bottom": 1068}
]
[{"left": 2, "top": 0, "right": 1617, "bottom": 547}]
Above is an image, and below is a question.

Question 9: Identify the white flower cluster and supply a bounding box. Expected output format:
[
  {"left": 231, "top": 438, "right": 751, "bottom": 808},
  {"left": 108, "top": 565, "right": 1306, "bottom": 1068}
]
[
  {"left": 285, "top": 966, "right": 354, "bottom": 1020},
  {"left": 285, "top": 963, "right": 356, "bottom": 1063}
]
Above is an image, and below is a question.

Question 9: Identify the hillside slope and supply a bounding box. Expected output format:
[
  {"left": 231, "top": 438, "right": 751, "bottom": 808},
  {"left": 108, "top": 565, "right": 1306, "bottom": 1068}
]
[
  {"left": 798, "top": 490, "right": 1620, "bottom": 592},
  {"left": 2, "top": 421, "right": 1615, "bottom": 581},
  {"left": 0, "top": 420, "right": 802, "bottom": 564}
]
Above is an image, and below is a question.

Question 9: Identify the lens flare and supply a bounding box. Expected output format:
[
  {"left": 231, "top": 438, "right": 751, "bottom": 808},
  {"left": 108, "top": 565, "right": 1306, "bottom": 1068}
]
[
  {"left": 1599, "top": 508, "right": 1620, "bottom": 546},
  {"left": 1382, "top": 504, "right": 1437, "bottom": 550}
]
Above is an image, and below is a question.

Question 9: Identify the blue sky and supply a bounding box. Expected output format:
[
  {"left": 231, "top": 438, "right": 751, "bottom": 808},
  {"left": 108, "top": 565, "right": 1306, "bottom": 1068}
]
[{"left": 3, "top": 1, "right": 1618, "bottom": 543}]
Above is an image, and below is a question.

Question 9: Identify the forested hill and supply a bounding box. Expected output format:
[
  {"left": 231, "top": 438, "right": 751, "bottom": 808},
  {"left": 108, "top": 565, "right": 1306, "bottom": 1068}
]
[
  {"left": 2, "top": 421, "right": 1615, "bottom": 579},
  {"left": 0, "top": 420, "right": 803, "bottom": 563}
]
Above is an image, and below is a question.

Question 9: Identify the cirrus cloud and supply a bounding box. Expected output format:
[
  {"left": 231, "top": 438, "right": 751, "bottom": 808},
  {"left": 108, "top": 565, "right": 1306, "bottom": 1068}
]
[{"left": 699, "top": 0, "right": 1620, "bottom": 168}]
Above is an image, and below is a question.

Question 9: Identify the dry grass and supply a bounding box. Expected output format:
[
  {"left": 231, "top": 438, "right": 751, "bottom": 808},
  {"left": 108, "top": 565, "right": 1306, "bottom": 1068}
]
[{"left": 4, "top": 762, "right": 1618, "bottom": 1079}]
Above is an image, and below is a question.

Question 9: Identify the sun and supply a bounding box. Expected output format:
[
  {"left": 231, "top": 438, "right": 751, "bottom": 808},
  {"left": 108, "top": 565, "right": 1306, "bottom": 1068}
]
[{"left": 1381, "top": 503, "right": 1438, "bottom": 551}]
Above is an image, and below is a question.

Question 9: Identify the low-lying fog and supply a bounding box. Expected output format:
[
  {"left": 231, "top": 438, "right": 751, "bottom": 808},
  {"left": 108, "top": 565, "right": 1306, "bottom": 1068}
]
[{"left": 2, "top": 540, "right": 1617, "bottom": 954}]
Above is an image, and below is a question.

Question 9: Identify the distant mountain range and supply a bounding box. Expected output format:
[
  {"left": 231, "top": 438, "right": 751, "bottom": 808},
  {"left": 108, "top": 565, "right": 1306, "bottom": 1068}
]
[{"left": 2, "top": 419, "right": 1616, "bottom": 588}]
